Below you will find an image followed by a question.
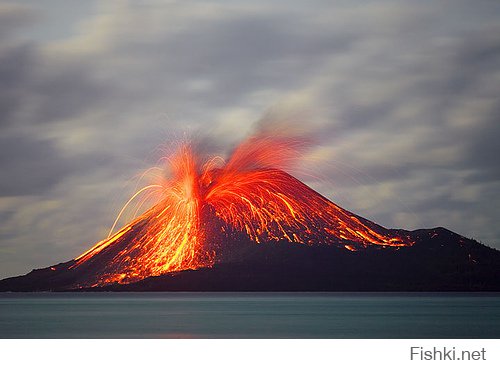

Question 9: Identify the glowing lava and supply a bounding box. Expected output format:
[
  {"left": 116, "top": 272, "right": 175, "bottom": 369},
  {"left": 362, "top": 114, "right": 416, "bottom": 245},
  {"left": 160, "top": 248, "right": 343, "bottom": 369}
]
[{"left": 72, "top": 135, "right": 412, "bottom": 287}]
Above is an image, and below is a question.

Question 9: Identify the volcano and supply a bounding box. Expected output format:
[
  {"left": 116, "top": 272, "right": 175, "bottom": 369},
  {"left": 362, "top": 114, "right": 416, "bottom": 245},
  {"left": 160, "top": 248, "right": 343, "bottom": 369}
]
[{"left": 1, "top": 135, "right": 499, "bottom": 291}]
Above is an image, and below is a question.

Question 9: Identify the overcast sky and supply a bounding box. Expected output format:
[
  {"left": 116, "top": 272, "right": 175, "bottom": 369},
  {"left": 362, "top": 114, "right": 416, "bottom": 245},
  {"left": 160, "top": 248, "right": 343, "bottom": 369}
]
[{"left": 1, "top": 0, "right": 499, "bottom": 278}]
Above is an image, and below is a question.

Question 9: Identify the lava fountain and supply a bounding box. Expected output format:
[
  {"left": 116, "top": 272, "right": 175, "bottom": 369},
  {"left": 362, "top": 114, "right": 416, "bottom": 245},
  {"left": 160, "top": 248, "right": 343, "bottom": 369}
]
[{"left": 71, "top": 134, "right": 412, "bottom": 287}]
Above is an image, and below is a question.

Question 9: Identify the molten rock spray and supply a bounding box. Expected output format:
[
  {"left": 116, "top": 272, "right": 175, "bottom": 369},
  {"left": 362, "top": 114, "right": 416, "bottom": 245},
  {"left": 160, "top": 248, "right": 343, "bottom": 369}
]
[{"left": 72, "top": 134, "right": 412, "bottom": 287}]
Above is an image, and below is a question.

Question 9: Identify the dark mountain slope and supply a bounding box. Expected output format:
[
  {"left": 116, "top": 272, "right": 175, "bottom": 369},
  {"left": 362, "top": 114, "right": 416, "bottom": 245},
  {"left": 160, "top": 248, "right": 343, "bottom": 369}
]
[{"left": 2, "top": 227, "right": 498, "bottom": 292}]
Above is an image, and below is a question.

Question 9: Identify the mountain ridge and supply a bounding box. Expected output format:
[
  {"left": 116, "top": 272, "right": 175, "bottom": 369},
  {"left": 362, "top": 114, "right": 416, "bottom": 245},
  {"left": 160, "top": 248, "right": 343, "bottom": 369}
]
[
  {"left": 1, "top": 138, "right": 498, "bottom": 292},
  {"left": 1, "top": 226, "right": 499, "bottom": 292}
]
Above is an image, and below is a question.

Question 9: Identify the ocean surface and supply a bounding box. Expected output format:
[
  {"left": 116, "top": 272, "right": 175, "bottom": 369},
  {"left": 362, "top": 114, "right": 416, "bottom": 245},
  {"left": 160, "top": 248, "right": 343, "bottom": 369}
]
[{"left": 0, "top": 292, "right": 499, "bottom": 338}]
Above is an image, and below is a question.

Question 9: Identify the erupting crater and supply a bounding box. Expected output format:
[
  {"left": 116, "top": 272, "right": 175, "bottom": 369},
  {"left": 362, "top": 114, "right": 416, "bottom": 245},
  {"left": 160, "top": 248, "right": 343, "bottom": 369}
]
[{"left": 69, "top": 134, "right": 412, "bottom": 288}]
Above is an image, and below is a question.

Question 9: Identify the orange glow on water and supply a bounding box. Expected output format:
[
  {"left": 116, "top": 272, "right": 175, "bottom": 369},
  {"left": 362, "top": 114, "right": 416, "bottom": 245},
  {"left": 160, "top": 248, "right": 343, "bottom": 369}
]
[{"left": 72, "top": 135, "right": 412, "bottom": 287}]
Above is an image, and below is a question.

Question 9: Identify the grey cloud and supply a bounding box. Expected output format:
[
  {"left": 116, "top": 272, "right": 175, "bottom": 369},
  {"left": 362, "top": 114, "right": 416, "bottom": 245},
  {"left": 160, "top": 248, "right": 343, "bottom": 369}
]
[
  {"left": 73, "top": 3, "right": 361, "bottom": 118},
  {"left": 0, "top": 46, "right": 111, "bottom": 130},
  {"left": 31, "top": 63, "right": 111, "bottom": 125},
  {"left": 0, "top": 3, "right": 39, "bottom": 39},
  {"left": 0, "top": 42, "right": 37, "bottom": 128},
  {"left": 0, "top": 134, "right": 71, "bottom": 196}
]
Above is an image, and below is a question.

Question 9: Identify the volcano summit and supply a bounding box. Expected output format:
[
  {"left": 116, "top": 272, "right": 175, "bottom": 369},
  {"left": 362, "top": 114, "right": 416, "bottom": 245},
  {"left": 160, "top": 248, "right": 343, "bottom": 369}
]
[{"left": 1, "top": 135, "right": 499, "bottom": 291}]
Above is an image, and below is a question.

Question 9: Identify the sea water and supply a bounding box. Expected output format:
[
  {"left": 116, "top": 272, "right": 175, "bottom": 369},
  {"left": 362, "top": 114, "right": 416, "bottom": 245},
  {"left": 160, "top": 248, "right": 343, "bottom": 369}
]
[{"left": 0, "top": 292, "right": 499, "bottom": 338}]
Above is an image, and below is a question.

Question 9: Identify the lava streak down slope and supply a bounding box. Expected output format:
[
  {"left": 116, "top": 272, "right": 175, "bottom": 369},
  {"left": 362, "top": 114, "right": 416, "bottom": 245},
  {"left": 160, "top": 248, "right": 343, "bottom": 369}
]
[{"left": 1, "top": 135, "right": 499, "bottom": 291}]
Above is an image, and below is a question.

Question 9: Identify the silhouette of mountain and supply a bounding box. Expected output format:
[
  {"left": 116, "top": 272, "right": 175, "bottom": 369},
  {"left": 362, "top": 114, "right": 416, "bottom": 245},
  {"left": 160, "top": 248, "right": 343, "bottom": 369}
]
[
  {"left": 1, "top": 226, "right": 499, "bottom": 291},
  {"left": 1, "top": 152, "right": 498, "bottom": 291}
]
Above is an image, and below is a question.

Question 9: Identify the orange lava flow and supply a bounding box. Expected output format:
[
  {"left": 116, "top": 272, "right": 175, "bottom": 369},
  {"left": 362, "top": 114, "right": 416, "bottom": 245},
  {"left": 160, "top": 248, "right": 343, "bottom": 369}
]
[{"left": 72, "top": 135, "right": 412, "bottom": 287}]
